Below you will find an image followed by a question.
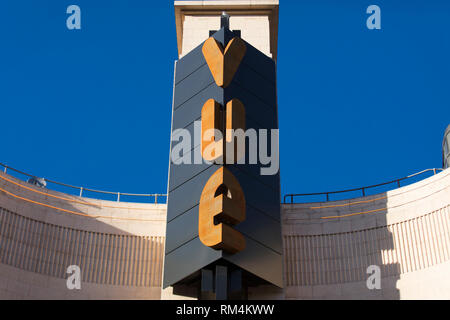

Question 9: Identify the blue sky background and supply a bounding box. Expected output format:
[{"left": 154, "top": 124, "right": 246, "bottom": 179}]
[{"left": 0, "top": 0, "right": 449, "bottom": 202}]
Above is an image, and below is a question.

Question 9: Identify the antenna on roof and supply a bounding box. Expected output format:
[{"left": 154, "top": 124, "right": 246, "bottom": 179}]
[{"left": 221, "top": 11, "right": 230, "bottom": 29}]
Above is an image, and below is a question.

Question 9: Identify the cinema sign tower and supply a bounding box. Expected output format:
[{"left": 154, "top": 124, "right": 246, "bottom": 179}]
[{"left": 164, "top": 1, "right": 282, "bottom": 299}]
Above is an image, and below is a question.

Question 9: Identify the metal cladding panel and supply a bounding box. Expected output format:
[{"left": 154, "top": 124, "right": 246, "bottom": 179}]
[
  {"left": 165, "top": 205, "right": 200, "bottom": 254},
  {"left": 231, "top": 64, "right": 277, "bottom": 110},
  {"left": 166, "top": 203, "right": 282, "bottom": 255},
  {"left": 167, "top": 164, "right": 279, "bottom": 222},
  {"left": 174, "top": 44, "right": 206, "bottom": 83},
  {"left": 173, "top": 65, "right": 218, "bottom": 109},
  {"left": 172, "top": 84, "right": 220, "bottom": 130},
  {"left": 164, "top": 238, "right": 222, "bottom": 288},
  {"left": 172, "top": 113, "right": 268, "bottom": 159},
  {"left": 224, "top": 236, "right": 283, "bottom": 287},
  {"left": 164, "top": 27, "right": 282, "bottom": 289},
  {"left": 240, "top": 43, "right": 276, "bottom": 85},
  {"left": 225, "top": 82, "right": 278, "bottom": 128},
  {"left": 168, "top": 114, "right": 278, "bottom": 193},
  {"left": 169, "top": 146, "right": 280, "bottom": 194}
]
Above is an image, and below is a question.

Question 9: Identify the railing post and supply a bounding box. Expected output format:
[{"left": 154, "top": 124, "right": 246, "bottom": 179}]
[
  {"left": 433, "top": 168, "right": 436, "bottom": 175},
  {"left": 397, "top": 180, "right": 401, "bottom": 188},
  {"left": 3, "top": 166, "right": 6, "bottom": 173},
  {"left": 326, "top": 193, "right": 329, "bottom": 202},
  {"left": 291, "top": 195, "right": 293, "bottom": 204},
  {"left": 79, "top": 187, "right": 83, "bottom": 197},
  {"left": 155, "top": 194, "right": 158, "bottom": 204},
  {"left": 117, "top": 192, "right": 120, "bottom": 202},
  {"left": 362, "top": 188, "right": 365, "bottom": 197}
]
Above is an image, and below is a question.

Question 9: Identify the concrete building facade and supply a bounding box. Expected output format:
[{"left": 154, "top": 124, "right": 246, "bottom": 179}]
[
  {"left": 283, "top": 168, "right": 450, "bottom": 299},
  {"left": 0, "top": 170, "right": 166, "bottom": 299}
]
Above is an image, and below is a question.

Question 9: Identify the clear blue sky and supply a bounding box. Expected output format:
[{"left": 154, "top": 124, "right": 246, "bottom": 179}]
[{"left": 0, "top": 0, "right": 449, "bottom": 201}]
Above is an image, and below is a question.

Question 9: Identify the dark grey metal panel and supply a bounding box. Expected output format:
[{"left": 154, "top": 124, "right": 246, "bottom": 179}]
[
  {"left": 163, "top": 237, "right": 222, "bottom": 288},
  {"left": 168, "top": 149, "right": 211, "bottom": 194},
  {"left": 235, "top": 205, "right": 282, "bottom": 253},
  {"left": 169, "top": 146, "right": 280, "bottom": 193},
  {"left": 228, "top": 166, "right": 280, "bottom": 220},
  {"left": 167, "top": 164, "right": 280, "bottom": 222},
  {"left": 172, "top": 84, "right": 222, "bottom": 129},
  {"left": 231, "top": 63, "right": 277, "bottom": 109},
  {"left": 166, "top": 165, "right": 218, "bottom": 222},
  {"left": 175, "top": 44, "right": 206, "bottom": 85},
  {"left": 165, "top": 205, "right": 199, "bottom": 254},
  {"left": 165, "top": 202, "right": 282, "bottom": 255},
  {"left": 232, "top": 163, "right": 279, "bottom": 193},
  {"left": 173, "top": 64, "right": 216, "bottom": 109},
  {"left": 225, "top": 237, "right": 283, "bottom": 288},
  {"left": 240, "top": 42, "right": 276, "bottom": 85},
  {"left": 225, "top": 82, "right": 278, "bottom": 128},
  {"left": 232, "top": 166, "right": 279, "bottom": 193}
]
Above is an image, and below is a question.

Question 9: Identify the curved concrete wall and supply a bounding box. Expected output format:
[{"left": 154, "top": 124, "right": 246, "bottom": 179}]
[
  {"left": 282, "top": 168, "right": 450, "bottom": 299},
  {"left": 0, "top": 171, "right": 166, "bottom": 299},
  {"left": 2, "top": 167, "right": 449, "bottom": 300}
]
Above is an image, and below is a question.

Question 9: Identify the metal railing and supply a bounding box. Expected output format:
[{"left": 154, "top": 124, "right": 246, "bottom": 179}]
[
  {"left": 284, "top": 168, "right": 445, "bottom": 204},
  {"left": 0, "top": 162, "right": 166, "bottom": 203}
]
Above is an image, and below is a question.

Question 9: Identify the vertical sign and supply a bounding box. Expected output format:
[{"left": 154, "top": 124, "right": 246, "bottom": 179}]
[{"left": 164, "top": 24, "right": 282, "bottom": 296}]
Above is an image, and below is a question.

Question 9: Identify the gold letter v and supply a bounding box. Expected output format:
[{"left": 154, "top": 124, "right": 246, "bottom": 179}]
[{"left": 202, "top": 37, "right": 247, "bottom": 88}]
